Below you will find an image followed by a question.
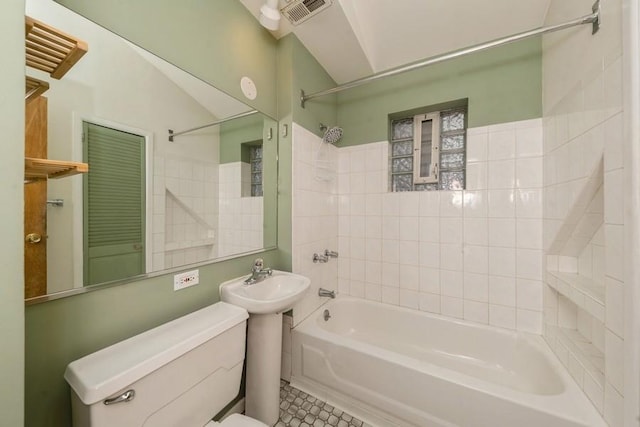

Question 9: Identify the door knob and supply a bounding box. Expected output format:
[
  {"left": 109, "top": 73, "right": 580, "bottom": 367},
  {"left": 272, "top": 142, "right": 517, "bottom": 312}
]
[{"left": 25, "top": 233, "right": 42, "bottom": 244}]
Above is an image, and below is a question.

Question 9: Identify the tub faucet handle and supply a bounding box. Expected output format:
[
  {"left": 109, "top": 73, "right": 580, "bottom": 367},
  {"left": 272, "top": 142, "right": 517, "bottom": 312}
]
[
  {"left": 324, "top": 249, "right": 339, "bottom": 258},
  {"left": 313, "top": 253, "right": 329, "bottom": 263}
]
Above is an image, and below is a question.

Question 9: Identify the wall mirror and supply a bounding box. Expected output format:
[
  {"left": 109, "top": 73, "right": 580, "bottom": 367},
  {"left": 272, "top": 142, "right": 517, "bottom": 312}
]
[{"left": 24, "top": 0, "right": 278, "bottom": 303}]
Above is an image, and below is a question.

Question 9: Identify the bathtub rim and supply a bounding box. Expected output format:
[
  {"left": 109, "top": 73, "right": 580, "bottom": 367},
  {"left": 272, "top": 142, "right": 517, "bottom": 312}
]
[{"left": 291, "top": 296, "right": 607, "bottom": 427}]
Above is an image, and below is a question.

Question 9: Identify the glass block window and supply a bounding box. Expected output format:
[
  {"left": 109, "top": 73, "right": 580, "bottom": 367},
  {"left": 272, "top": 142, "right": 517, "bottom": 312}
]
[
  {"left": 390, "top": 107, "right": 466, "bottom": 191},
  {"left": 250, "top": 145, "right": 263, "bottom": 197}
]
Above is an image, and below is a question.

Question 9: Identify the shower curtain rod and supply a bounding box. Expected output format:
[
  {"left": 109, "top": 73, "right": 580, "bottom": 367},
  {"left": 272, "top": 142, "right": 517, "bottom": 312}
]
[
  {"left": 168, "top": 109, "right": 259, "bottom": 142},
  {"left": 300, "top": 0, "right": 601, "bottom": 108}
]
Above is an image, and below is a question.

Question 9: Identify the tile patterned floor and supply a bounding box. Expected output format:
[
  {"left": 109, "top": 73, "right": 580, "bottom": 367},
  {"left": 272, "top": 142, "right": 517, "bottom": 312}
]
[{"left": 276, "top": 380, "right": 370, "bottom": 427}]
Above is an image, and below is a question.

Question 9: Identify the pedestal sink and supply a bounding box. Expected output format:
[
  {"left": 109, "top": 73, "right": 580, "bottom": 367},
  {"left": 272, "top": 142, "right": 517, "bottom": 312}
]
[{"left": 220, "top": 270, "right": 310, "bottom": 425}]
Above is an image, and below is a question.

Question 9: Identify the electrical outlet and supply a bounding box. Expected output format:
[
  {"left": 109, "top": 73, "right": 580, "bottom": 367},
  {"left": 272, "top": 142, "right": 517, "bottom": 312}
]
[{"left": 174, "top": 269, "right": 199, "bottom": 291}]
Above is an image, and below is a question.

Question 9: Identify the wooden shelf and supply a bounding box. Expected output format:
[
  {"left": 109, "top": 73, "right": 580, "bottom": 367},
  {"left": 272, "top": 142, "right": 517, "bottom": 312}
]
[
  {"left": 25, "top": 15, "right": 88, "bottom": 80},
  {"left": 25, "top": 157, "right": 88, "bottom": 182},
  {"left": 546, "top": 270, "right": 605, "bottom": 322},
  {"left": 25, "top": 76, "right": 49, "bottom": 103}
]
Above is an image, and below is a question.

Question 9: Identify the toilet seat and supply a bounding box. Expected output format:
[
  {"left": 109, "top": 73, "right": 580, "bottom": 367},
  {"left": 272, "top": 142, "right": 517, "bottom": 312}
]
[{"left": 205, "top": 413, "right": 269, "bottom": 427}]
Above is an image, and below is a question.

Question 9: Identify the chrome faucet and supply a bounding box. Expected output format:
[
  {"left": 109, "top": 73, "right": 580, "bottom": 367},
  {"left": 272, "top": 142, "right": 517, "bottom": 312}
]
[
  {"left": 318, "top": 288, "right": 336, "bottom": 298},
  {"left": 244, "top": 258, "right": 273, "bottom": 285}
]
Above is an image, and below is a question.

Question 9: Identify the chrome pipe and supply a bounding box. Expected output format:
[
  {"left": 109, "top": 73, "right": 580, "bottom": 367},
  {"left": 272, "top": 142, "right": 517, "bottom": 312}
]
[
  {"left": 300, "top": 0, "right": 600, "bottom": 107},
  {"left": 168, "top": 109, "right": 259, "bottom": 142}
]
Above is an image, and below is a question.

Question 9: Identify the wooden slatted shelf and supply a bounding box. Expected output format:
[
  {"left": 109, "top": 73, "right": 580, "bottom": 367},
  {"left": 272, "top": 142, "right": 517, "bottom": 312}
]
[
  {"left": 23, "top": 17, "right": 90, "bottom": 184},
  {"left": 25, "top": 76, "right": 49, "bottom": 103},
  {"left": 25, "top": 15, "right": 88, "bottom": 80},
  {"left": 25, "top": 157, "right": 88, "bottom": 183}
]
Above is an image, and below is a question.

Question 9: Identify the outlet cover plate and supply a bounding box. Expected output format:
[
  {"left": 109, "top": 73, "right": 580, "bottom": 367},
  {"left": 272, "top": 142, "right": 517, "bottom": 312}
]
[{"left": 174, "top": 269, "right": 199, "bottom": 291}]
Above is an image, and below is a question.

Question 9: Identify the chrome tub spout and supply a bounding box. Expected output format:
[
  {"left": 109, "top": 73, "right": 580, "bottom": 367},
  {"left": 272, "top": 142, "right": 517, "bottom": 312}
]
[{"left": 318, "top": 288, "right": 336, "bottom": 298}]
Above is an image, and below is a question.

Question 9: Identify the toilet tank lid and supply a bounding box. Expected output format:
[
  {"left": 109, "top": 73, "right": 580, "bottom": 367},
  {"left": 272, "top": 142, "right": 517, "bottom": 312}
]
[{"left": 64, "top": 302, "right": 248, "bottom": 405}]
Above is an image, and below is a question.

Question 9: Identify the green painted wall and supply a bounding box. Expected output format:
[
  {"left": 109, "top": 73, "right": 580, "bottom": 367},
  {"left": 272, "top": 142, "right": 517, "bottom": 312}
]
[
  {"left": 262, "top": 117, "right": 279, "bottom": 252},
  {"left": 288, "top": 35, "right": 338, "bottom": 138},
  {"left": 335, "top": 38, "right": 542, "bottom": 146},
  {"left": 54, "top": 0, "right": 278, "bottom": 118},
  {"left": 219, "top": 114, "right": 265, "bottom": 164},
  {"left": 25, "top": 250, "right": 280, "bottom": 427},
  {"left": 0, "top": 1, "right": 25, "bottom": 425},
  {"left": 276, "top": 36, "right": 294, "bottom": 271}
]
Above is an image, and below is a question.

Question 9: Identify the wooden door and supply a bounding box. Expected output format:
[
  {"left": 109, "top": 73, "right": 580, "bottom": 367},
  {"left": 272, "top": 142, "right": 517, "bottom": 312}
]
[{"left": 24, "top": 96, "right": 48, "bottom": 298}]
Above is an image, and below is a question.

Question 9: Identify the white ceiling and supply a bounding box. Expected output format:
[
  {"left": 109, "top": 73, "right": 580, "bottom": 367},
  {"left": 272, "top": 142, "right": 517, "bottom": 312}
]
[{"left": 239, "top": 0, "right": 552, "bottom": 84}]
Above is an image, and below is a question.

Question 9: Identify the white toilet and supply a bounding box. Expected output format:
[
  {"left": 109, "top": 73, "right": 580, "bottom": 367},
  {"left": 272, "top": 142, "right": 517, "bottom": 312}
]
[{"left": 64, "top": 302, "right": 269, "bottom": 427}]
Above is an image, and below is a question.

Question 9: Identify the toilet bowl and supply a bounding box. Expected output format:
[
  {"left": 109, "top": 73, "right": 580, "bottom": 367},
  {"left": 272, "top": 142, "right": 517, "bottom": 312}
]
[{"left": 64, "top": 302, "right": 268, "bottom": 427}]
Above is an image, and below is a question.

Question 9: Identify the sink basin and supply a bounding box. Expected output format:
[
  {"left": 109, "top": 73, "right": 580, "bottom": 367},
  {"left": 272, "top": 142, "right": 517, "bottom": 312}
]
[{"left": 219, "top": 270, "right": 310, "bottom": 314}]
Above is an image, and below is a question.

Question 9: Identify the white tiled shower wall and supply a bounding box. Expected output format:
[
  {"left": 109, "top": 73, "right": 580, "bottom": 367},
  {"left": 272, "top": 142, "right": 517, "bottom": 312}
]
[
  {"left": 542, "top": 0, "right": 624, "bottom": 424},
  {"left": 218, "top": 162, "right": 263, "bottom": 257},
  {"left": 289, "top": 119, "right": 545, "bottom": 327},
  {"left": 285, "top": 119, "right": 545, "bottom": 379},
  {"left": 290, "top": 124, "right": 339, "bottom": 327},
  {"left": 287, "top": 123, "right": 340, "bottom": 380},
  {"left": 153, "top": 155, "right": 219, "bottom": 271},
  {"left": 336, "top": 119, "right": 544, "bottom": 332}
]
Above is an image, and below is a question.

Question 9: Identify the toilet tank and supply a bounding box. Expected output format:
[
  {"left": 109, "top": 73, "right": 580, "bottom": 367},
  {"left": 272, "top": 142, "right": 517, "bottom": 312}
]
[{"left": 64, "top": 302, "right": 249, "bottom": 427}]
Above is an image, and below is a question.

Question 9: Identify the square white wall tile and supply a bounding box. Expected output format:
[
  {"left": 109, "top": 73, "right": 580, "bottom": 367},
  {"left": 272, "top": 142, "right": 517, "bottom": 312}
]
[
  {"left": 489, "top": 218, "right": 516, "bottom": 248},
  {"left": 464, "top": 218, "right": 488, "bottom": 245},
  {"left": 488, "top": 129, "right": 516, "bottom": 160},
  {"left": 488, "top": 190, "right": 516, "bottom": 218},
  {"left": 464, "top": 300, "right": 488, "bottom": 324},
  {"left": 490, "top": 304, "right": 516, "bottom": 329},
  {"left": 466, "top": 131, "right": 488, "bottom": 162},
  {"left": 464, "top": 246, "right": 488, "bottom": 275},
  {"left": 441, "top": 296, "right": 464, "bottom": 319},
  {"left": 516, "top": 309, "right": 542, "bottom": 334},
  {"left": 489, "top": 276, "right": 516, "bottom": 306}
]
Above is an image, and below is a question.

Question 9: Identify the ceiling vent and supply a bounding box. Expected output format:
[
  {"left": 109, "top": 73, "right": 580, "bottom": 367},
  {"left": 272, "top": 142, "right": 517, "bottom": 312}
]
[{"left": 281, "top": 0, "right": 333, "bottom": 25}]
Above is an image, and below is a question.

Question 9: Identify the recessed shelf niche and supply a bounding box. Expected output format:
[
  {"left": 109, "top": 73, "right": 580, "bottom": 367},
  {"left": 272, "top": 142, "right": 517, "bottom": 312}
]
[{"left": 545, "top": 158, "right": 605, "bottom": 391}]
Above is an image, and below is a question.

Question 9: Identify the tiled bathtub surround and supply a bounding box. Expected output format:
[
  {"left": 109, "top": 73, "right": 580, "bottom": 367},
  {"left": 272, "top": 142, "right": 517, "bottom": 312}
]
[
  {"left": 336, "top": 119, "right": 544, "bottom": 333},
  {"left": 541, "top": 0, "right": 624, "bottom": 424},
  {"left": 218, "top": 162, "right": 263, "bottom": 258},
  {"left": 290, "top": 124, "right": 339, "bottom": 326},
  {"left": 153, "top": 155, "right": 219, "bottom": 270}
]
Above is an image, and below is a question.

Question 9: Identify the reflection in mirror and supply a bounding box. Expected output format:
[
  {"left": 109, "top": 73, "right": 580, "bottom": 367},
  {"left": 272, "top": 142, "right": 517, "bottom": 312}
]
[{"left": 25, "top": 0, "right": 277, "bottom": 302}]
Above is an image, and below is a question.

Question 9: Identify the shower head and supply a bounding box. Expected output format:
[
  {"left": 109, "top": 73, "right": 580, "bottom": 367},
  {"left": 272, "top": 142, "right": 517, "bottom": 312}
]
[{"left": 320, "top": 124, "right": 343, "bottom": 144}]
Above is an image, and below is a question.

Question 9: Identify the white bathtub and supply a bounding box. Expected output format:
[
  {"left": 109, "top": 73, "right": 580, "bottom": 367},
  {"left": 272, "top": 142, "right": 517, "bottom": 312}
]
[{"left": 290, "top": 297, "right": 606, "bottom": 427}]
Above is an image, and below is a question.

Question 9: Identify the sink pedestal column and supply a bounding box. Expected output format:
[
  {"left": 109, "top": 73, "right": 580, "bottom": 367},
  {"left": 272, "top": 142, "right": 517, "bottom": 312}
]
[{"left": 245, "top": 312, "right": 283, "bottom": 425}]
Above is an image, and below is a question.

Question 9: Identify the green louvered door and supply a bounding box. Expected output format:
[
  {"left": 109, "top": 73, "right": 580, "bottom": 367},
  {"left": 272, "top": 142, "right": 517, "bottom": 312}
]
[{"left": 83, "top": 122, "right": 145, "bottom": 286}]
